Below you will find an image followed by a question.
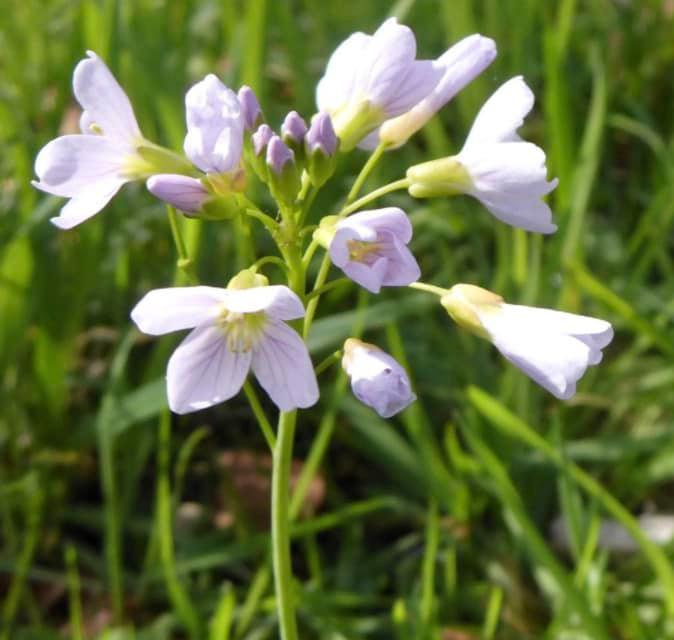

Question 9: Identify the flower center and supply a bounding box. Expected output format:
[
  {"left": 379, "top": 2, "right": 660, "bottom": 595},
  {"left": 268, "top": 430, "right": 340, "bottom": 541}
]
[
  {"left": 347, "top": 239, "right": 382, "bottom": 264},
  {"left": 216, "top": 308, "right": 267, "bottom": 352}
]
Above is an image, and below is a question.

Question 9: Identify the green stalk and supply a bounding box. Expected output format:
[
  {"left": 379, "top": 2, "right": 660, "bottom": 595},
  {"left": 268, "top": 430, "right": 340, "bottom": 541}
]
[
  {"left": 157, "top": 410, "right": 202, "bottom": 638},
  {"left": 467, "top": 385, "right": 674, "bottom": 618},
  {"left": 346, "top": 142, "right": 388, "bottom": 203},
  {"left": 271, "top": 410, "right": 300, "bottom": 640},
  {"left": 338, "top": 178, "right": 410, "bottom": 218},
  {"left": 166, "top": 206, "right": 198, "bottom": 284},
  {"left": 65, "top": 546, "right": 84, "bottom": 640}
]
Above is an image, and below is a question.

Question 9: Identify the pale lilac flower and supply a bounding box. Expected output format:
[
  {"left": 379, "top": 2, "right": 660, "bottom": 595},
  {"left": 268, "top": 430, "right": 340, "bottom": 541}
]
[
  {"left": 252, "top": 124, "right": 274, "bottom": 156},
  {"left": 316, "top": 18, "right": 442, "bottom": 150},
  {"left": 184, "top": 74, "right": 245, "bottom": 174},
  {"left": 408, "top": 77, "right": 558, "bottom": 233},
  {"left": 266, "top": 136, "right": 295, "bottom": 174},
  {"left": 306, "top": 112, "right": 338, "bottom": 156},
  {"left": 147, "top": 174, "right": 209, "bottom": 214},
  {"left": 237, "top": 85, "right": 262, "bottom": 131},
  {"left": 441, "top": 284, "right": 614, "bottom": 399},
  {"left": 281, "top": 111, "right": 308, "bottom": 145},
  {"left": 33, "top": 51, "right": 148, "bottom": 229},
  {"left": 342, "top": 338, "right": 416, "bottom": 418},
  {"left": 328, "top": 208, "right": 420, "bottom": 294},
  {"left": 130, "top": 277, "right": 319, "bottom": 414},
  {"left": 366, "top": 34, "right": 497, "bottom": 149}
]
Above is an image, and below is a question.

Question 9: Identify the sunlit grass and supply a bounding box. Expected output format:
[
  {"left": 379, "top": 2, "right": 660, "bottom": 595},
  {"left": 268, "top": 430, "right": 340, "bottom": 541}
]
[{"left": 1, "top": 1, "right": 674, "bottom": 638}]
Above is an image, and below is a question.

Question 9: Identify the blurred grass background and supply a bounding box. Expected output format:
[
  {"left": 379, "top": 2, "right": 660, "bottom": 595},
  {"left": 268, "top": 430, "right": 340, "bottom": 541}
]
[{"left": 2, "top": 0, "right": 674, "bottom": 638}]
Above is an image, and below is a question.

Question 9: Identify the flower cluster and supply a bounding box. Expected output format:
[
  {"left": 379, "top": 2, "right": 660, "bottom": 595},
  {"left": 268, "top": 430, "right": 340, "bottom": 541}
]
[{"left": 33, "top": 18, "right": 613, "bottom": 420}]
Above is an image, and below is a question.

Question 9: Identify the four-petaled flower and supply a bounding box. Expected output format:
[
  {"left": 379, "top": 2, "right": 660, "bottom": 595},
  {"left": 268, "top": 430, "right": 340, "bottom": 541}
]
[
  {"left": 342, "top": 338, "right": 416, "bottom": 418},
  {"left": 33, "top": 51, "right": 150, "bottom": 229},
  {"left": 441, "top": 284, "right": 614, "bottom": 399},
  {"left": 131, "top": 273, "right": 319, "bottom": 414},
  {"left": 316, "top": 18, "right": 442, "bottom": 150},
  {"left": 407, "top": 76, "right": 558, "bottom": 234},
  {"left": 328, "top": 208, "right": 420, "bottom": 294}
]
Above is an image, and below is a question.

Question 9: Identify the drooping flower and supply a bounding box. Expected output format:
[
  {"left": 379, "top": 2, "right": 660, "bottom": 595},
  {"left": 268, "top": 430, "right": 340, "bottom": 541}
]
[
  {"left": 316, "top": 18, "right": 442, "bottom": 151},
  {"left": 33, "top": 51, "right": 153, "bottom": 229},
  {"left": 324, "top": 208, "right": 420, "bottom": 294},
  {"left": 130, "top": 270, "right": 319, "bottom": 414},
  {"left": 184, "top": 74, "right": 245, "bottom": 174},
  {"left": 342, "top": 338, "right": 416, "bottom": 418},
  {"left": 441, "top": 284, "right": 614, "bottom": 399},
  {"left": 364, "top": 34, "right": 497, "bottom": 149},
  {"left": 407, "top": 77, "right": 558, "bottom": 233}
]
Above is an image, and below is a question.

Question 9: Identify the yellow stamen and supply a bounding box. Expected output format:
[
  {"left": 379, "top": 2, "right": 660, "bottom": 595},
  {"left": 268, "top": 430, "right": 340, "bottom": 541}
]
[
  {"left": 347, "top": 239, "right": 381, "bottom": 262},
  {"left": 216, "top": 308, "right": 267, "bottom": 352}
]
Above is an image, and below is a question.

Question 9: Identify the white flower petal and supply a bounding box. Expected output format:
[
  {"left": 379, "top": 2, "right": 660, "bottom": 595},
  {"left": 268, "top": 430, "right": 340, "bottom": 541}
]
[
  {"left": 316, "top": 32, "right": 370, "bottom": 113},
  {"left": 130, "top": 286, "right": 227, "bottom": 335},
  {"left": 33, "top": 135, "right": 131, "bottom": 198},
  {"left": 251, "top": 320, "right": 319, "bottom": 411},
  {"left": 166, "top": 325, "right": 251, "bottom": 414},
  {"left": 49, "top": 180, "right": 124, "bottom": 229},
  {"left": 341, "top": 256, "right": 389, "bottom": 293},
  {"left": 490, "top": 329, "right": 593, "bottom": 399},
  {"left": 74, "top": 51, "right": 142, "bottom": 145},
  {"left": 183, "top": 74, "right": 244, "bottom": 173},
  {"left": 220, "top": 286, "right": 305, "bottom": 320},
  {"left": 463, "top": 76, "right": 534, "bottom": 148},
  {"left": 498, "top": 304, "right": 614, "bottom": 348},
  {"left": 341, "top": 207, "right": 413, "bottom": 243}
]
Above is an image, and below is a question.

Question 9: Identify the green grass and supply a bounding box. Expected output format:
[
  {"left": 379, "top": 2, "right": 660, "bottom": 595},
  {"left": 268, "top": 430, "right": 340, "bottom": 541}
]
[{"left": 2, "top": 0, "right": 674, "bottom": 638}]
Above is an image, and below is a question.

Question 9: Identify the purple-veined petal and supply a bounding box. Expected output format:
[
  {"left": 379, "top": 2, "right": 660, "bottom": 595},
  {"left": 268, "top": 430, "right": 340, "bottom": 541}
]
[
  {"left": 33, "top": 134, "right": 131, "bottom": 198},
  {"left": 463, "top": 76, "right": 534, "bottom": 148},
  {"left": 377, "top": 233, "right": 421, "bottom": 286},
  {"left": 131, "top": 286, "right": 227, "bottom": 335},
  {"left": 341, "top": 207, "right": 413, "bottom": 243},
  {"left": 74, "top": 51, "right": 142, "bottom": 145},
  {"left": 220, "top": 286, "right": 305, "bottom": 320},
  {"left": 166, "top": 324, "right": 251, "bottom": 414},
  {"left": 251, "top": 320, "right": 319, "bottom": 410},
  {"left": 341, "top": 256, "right": 389, "bottom": 293},
  {"left": 49, "top": 180, "right": 124, "bottom": 229}
]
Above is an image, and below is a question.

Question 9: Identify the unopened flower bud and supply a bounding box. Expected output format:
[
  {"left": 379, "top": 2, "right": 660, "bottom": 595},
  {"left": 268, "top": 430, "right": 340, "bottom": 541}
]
[
  {"left": 238, "top": 85, "right": 263, "bottom": 131},
  {"left": 342, "top": 338, "right": 416, "bottom": 418},
  {"left": 266, "top": 136, "right": 300, "bottom": 204},
  {"left": 252, "top": 124, "right": 274, "bottom": 156},
  {"left": 281, "top": 111, "right": 308, "bottom": 145},
  {"left": 147, "top": 174, "right": 241, "bottom": 220},
  {"left": 147, "top": 174, "right": 209, "bottom": 214},
  {"left": 305, "top": 112, "right": 338, "bottom": 187},
  {"left": 227, "top": 268, "right": 269, "bottom": 290}
]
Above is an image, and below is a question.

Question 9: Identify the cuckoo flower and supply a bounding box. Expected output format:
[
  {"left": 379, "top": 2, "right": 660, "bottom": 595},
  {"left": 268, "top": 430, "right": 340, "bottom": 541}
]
[
  {"left": 147, "top": 174, "right": 209, "bottom": 214},
  {"left": 342, "top": 338, "right": 416, "bottom": 418},
  {"left": 325, "top": 208, "right": 420, "bottom": 294},
  {"left": 441, "top": 284, "right": 614, "bottom": 399},
  {"left": 316, "top": 18, "right": 442, "bottom": 150},
  {"left": 184, "top": 74, "right": 245, "bottom": 174},
  {"left": 363, "top": 34, "right": 497, "bottom": 149},
  {"left": 33, "top": 51, "right": 151, "bottom": 229},
  {"left": 407, "top": 77, "right": 558, "bottom": 233},
  {"left": 130, "top": 270, "right": 319, "bottom": 414}
]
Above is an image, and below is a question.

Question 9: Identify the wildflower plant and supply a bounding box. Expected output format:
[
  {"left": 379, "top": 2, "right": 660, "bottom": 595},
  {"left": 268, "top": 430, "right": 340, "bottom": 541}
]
[{"left": 33, "top": 17, "right": 614, "bottom": 640}]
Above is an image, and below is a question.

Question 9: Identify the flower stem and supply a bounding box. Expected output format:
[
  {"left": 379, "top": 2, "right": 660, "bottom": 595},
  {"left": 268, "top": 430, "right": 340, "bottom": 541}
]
[
  {"left": 303, "top": 253, "right": 332, "bottom": 339},
  {"left": 408, "top": 281, "right": 448, "bottom": 297},
  {"left": 166, "top": 206, "right": 198, "bottom": 284},
  {"left": 346, "top": 142, "right": 388, "bottom": 203},
  {"left": 243, "top": 381, "right": 276, "bottom": 449},
  {"left": 157, "top": 410, "right": 202, "bottom": 638},
  {"left": 314, "top": 350, "right": 343, "bottom": 377},
  {"left": 271, "top": 410, "right": 300, "bottom": 640},
  {"left": 339, "top": 178, "right": 410, "bottom": 218},
  {"left": 304, "top": 277, "right": 350, "bottom": 301}
]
